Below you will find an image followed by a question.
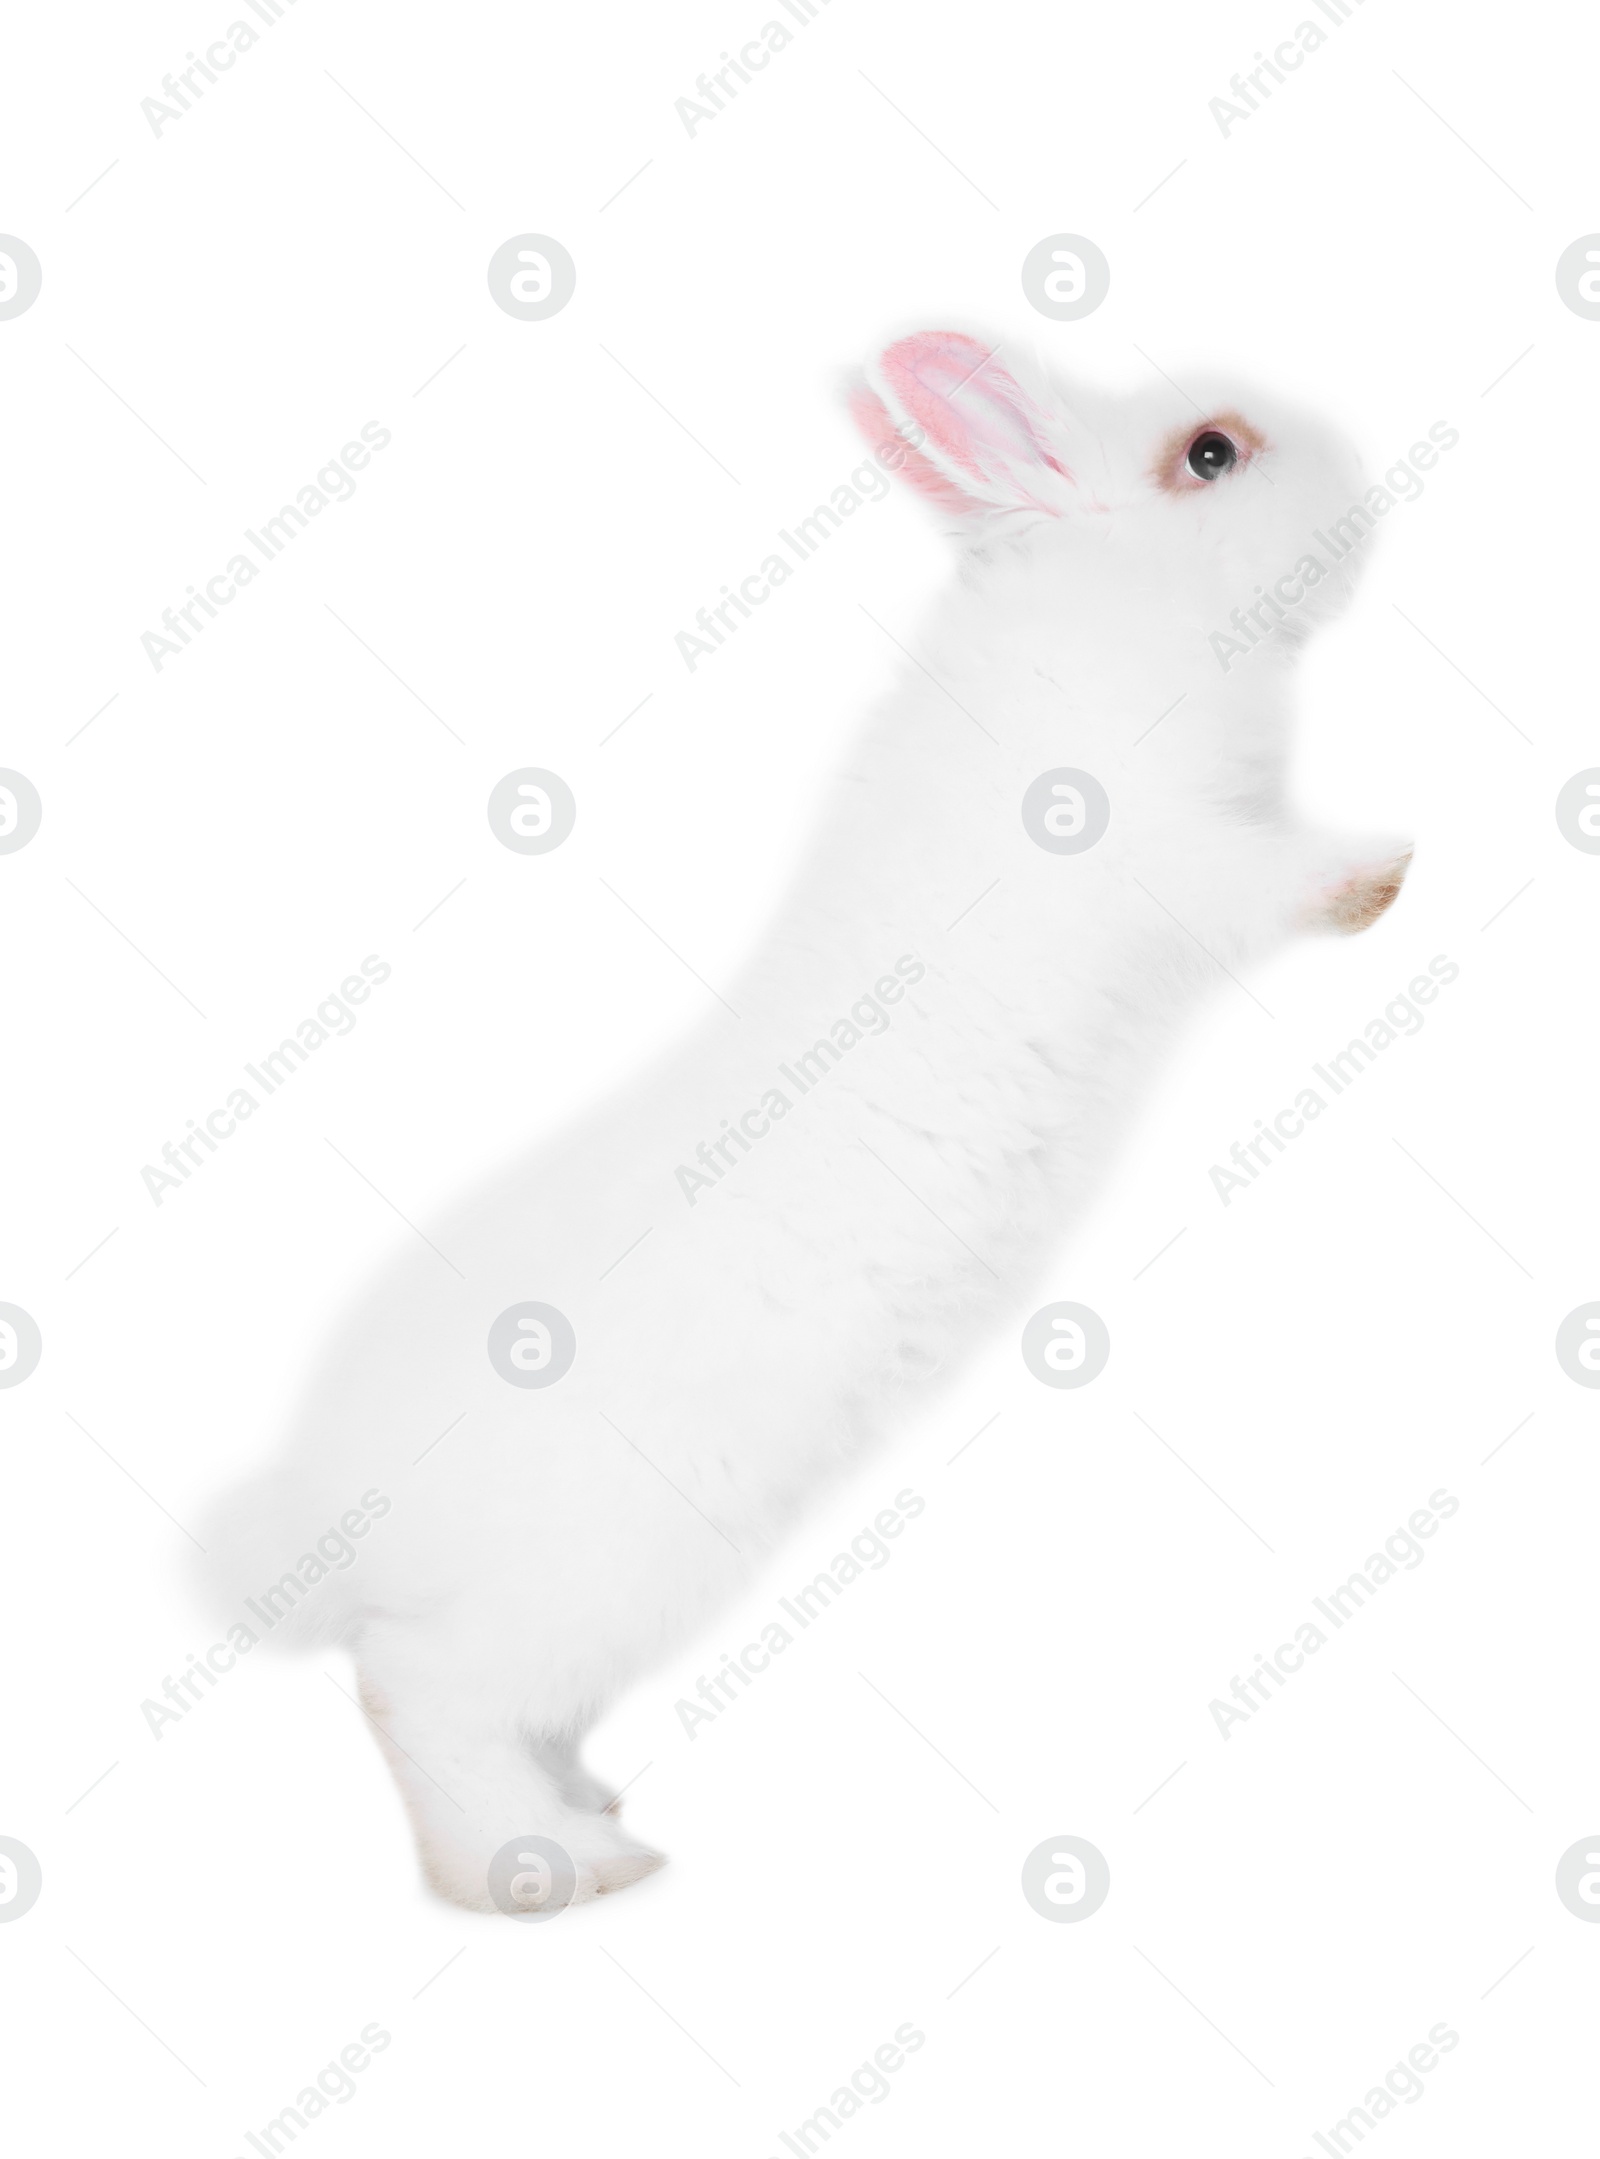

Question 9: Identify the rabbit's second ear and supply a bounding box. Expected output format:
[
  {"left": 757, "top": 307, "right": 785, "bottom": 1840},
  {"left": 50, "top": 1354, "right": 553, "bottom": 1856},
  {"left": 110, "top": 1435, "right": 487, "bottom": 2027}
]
[{"left": 856, "top": 331, "right": 1071, "bottom": 517}]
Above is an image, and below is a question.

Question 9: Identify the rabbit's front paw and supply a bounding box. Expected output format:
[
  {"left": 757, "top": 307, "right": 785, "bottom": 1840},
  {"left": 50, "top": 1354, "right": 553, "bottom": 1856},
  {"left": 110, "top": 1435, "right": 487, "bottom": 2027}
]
[{"left": 1305, "top": 845, "right": 1412, "bottom": 934}]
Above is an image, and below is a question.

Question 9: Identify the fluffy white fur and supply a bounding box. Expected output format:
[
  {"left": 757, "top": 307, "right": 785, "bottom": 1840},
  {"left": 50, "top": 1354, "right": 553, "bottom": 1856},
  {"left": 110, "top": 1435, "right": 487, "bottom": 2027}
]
[{"left": 203, "top": 332, "right": 1408, "bottom": 1911}]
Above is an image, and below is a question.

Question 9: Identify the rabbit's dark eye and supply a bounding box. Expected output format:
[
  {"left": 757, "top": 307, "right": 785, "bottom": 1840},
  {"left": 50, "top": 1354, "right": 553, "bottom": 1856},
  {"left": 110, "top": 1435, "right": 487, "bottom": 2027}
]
[{"left": 1187, "top": 430, "right": 1238, "bottom": 480}]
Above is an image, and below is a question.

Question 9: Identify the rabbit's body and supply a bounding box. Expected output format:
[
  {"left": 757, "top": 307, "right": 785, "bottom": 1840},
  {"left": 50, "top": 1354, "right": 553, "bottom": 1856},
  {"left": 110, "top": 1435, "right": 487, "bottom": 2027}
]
[{"left": 208, "top": 334, "right": 1408, "bottom": 1910}]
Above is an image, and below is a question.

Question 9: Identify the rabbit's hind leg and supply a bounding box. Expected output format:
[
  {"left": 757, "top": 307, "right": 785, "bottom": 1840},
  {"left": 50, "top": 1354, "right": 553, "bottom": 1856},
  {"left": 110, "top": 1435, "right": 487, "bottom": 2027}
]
[{"left": 354, "top": 1618, "right": 664, "bottom": 1914}]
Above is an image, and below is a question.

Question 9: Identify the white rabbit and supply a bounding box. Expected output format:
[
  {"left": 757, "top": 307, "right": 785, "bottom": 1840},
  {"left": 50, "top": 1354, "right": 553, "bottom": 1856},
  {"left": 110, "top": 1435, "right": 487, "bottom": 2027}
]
[{"left": 202, "top": 330, "right": 1409, "bottom": 1912}]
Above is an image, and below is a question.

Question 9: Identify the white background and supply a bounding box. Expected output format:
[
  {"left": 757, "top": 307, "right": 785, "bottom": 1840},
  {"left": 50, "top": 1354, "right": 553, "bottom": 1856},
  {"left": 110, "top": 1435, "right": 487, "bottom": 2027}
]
[{"left": 3, "top": 0, "right": 1596, "bottom": 2152}]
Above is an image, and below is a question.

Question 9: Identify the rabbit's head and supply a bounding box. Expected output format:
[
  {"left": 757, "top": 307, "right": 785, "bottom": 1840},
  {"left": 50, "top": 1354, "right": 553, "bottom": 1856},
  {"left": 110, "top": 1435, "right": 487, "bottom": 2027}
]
[{"left": 852, "top": 331, "right": 1373, "bottom": 669}]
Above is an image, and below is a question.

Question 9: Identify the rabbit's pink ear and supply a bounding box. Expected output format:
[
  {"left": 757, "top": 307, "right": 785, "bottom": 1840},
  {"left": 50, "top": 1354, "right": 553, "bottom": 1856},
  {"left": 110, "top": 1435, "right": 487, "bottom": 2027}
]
[{"left": 856, "top": 331, "right": 1071, "bottom": 517}]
